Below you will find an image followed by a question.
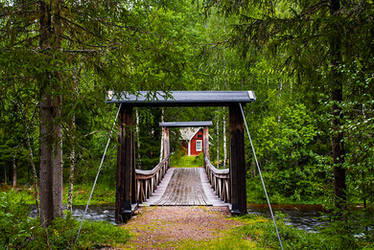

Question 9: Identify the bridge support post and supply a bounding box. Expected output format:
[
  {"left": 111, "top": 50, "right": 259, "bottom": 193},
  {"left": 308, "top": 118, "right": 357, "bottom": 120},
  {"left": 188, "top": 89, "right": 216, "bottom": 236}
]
[
  {"left": 229, "top": 104, "right": 247, "bottom": 215},
  {"left": 203, "top": 126, "right": 210, "bottom": 166},
  {"left": 162, "top": 127, "right": 170, "bottom": 167},
  {"left": 116, "top": 105, "right": 135, "bottom": 223}
]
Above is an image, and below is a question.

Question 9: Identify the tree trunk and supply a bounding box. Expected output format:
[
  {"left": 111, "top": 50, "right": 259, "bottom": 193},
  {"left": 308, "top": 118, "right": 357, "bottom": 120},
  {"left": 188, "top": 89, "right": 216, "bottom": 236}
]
[
  {"left": 25, "top": 125, "right": 40, "bottom": 216},
  {"left": 361, "top": 104, "right": 366, "bottom": 209},
  {"left": 278, "top": 80, "right": 282, "bottom": 123},
  {"left": 67, "top": 65, "right": 80, "bottom": 212},
  {"left": 12, "top": 149, "right": 18, "bottom": 188},
  {"left": 67, "top": 115, "right": 75, "bottom": 212},
  {"left": 216, "top": 118, "right": 220, "bottom": 168},
  {"left": 4, "top": 167, "right": 7, "bottom": 185},
  {"left": 136, "top": 109, "right": 141, "bottom": 168},
  {"left": 13, "top": 97, "right": 40, "bottom": 215},
  {"left": 40, "top": 95, "right": 63, "bottom": 226},
  {"left": 159, "top": 108, "right": 164, "bottom": 162},
  {"left": 67, "top": 144, "right": 75, "bottom": 212},
  {"left": 330, "top": 0, "right": 346, "bottom": 209},
  {"left": 39, "top": 0, "right": 64, "bottom": 227},
  {"left": 223, "top": 113, "right": 227, "bottom": 168}
]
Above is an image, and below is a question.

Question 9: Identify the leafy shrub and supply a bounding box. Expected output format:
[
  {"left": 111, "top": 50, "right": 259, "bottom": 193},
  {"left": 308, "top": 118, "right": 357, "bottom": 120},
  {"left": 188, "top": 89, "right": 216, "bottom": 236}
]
[
  {"left": 0, "top": 190, "right": 37, "bottom": 248},
  {"left": 251, "top": 104, "right": 325, "bottom": 202},
  {"left": 0, "top": 190, "right": 130, "bottom": 249}
]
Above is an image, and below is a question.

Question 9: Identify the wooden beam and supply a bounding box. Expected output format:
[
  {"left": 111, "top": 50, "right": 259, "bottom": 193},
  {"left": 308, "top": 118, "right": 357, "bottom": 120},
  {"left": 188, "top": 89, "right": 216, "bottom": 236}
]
[
  {"left": 115, "top": 105, "right": 134, "bottom": 223},
  {"left": 163, "top": 127, "right": 170, "bottom": 159},
  {"left": 229, "top": 104, "right": 247, "bottom": 215},
  {"left": 203, "top": 126, "right": 210, "bottom": 163},
  {"left": 131, "top": 129, "right": 136, "bottom": 204}
]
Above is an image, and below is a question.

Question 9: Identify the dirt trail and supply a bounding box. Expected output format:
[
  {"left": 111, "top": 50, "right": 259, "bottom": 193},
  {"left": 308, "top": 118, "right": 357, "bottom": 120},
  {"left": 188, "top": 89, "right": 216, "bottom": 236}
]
[{"left": 121, "top": 206, "right": 242, "bottom": 249}]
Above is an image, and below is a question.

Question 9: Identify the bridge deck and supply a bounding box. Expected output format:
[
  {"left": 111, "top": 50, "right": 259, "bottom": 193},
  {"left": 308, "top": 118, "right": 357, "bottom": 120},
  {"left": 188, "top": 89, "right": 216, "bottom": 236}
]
[{"left": 142, "top": 168, "right": 229, "bottom": 207}]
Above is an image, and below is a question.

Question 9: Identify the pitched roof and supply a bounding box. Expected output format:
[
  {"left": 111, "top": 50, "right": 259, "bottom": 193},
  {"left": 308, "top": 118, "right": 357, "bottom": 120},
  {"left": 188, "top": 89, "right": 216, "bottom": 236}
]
[
  {"left": 159, "top": 121, "right": 212, "bottom": 127},
  {"left": 106, "top": 91, "right": 256, "bottom": 107},
  {"left": 179, "top": 127, "right": 202, "bottom": 141}
]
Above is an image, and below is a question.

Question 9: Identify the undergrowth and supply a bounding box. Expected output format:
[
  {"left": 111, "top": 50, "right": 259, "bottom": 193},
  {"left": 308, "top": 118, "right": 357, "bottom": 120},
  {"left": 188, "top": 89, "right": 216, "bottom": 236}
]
[
  {"left": 0, "top": 183, "right": 115, "bottom": 206},
  {"left": 0, "top": 190, "right": 130, "bottom": 249}
]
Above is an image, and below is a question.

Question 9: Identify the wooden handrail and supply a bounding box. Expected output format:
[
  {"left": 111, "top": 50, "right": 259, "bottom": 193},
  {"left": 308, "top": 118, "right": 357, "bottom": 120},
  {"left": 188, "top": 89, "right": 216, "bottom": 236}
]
[
  {"left": 135, "top": 155, "right": 170, "bottom": 203},
  {"left": 205, "top": 157, "right": 230, "bottom": 203}
]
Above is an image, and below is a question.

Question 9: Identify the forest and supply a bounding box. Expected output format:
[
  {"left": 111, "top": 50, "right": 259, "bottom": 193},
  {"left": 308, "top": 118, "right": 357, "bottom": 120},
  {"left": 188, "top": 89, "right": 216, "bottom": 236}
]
[{"left": 0, "top": 0, "right": 373, "bottom": 249}]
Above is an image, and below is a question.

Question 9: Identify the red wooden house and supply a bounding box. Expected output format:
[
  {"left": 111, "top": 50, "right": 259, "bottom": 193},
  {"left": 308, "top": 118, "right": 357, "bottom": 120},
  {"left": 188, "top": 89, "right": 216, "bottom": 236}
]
[
  {"left": 183, "top": 128, "right": 204, "bottom": 156},
  {"left": 159, "top": 121, "right": 212, "bottom": 156}
]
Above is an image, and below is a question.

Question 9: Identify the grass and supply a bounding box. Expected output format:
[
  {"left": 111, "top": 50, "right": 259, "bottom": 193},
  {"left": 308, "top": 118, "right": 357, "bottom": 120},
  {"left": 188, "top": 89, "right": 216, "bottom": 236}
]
[
  {"left": 63, "top": 183, "right": 115, "bottom": 205},
  {"left": 170, "top": 153, "right": 204, "bottom": 168},
  {"left": 0, "top": 183, "right": 115, "bottom": 206},
  {"left": 169, "top": 214, "right": 373, "bottom": 249}
]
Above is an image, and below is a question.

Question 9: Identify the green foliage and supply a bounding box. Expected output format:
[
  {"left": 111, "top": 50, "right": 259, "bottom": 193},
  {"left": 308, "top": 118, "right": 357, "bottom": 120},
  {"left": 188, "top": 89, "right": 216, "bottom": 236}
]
[
  {"left": 0, "top": 190, "right": 130, "bottom": 249},
  {"left": 0, "top": 190, "right": 36, "bottom": 248},
  {"left": 28, "top": 216, "right": 130, "bottom": 249},
  {"left": 250, "top": 104, "right": 323, "bottom": 202},
  {"left": 0, "top": 185, "right": 36, "bottom": 204},
  {"left": 62, "top": 184, "right": 115, "bottom": 206},
  {"left": 321, "top": 208, "right": 374, "bottom": 250},
  {"left": 137, "top": 108, "right": 163, "bottom": 170}
]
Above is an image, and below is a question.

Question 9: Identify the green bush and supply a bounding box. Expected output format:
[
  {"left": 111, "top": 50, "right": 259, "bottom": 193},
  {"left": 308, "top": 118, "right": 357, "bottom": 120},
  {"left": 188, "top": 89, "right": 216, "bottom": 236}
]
[
  {"left": 0, "top": 190, "right": 37, "bottom": 248},
  {"left": 0, "top": 190, "right": 130, "bottom": 249},
  {"left": 251, "top": 104, "right": 325, "bottom": 202}
]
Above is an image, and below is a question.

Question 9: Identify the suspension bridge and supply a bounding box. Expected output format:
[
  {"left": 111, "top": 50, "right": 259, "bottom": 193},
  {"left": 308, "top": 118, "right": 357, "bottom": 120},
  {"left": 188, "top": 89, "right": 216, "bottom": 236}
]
[
  {"left": 106, "top": 91, "right": 256, "bottom": 223},
  {"left": 78, "top": 90, "right": 284, "bottom": 249}
]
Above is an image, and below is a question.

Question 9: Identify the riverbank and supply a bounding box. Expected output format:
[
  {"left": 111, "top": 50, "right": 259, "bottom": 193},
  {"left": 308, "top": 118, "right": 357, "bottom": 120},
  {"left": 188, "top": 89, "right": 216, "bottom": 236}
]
[
  {"left": 2, "top": 188, "right": 373, "bottom": 249},
  {"left": 0, "top": 183, "right": 115, "bottom": 206}
]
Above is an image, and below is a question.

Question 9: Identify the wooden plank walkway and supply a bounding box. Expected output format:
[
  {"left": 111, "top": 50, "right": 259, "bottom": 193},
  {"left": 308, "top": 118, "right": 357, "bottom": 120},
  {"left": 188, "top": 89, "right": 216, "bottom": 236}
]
[{"left": 142, "top": 168, "right": 229, "bottom": 207}]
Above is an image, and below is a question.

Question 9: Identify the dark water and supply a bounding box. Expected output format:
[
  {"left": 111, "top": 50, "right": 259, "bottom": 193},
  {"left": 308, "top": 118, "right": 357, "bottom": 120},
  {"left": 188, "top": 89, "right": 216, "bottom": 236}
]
[
  {"left": 247, "top": 204, "right": 327, "bottom": 232},
  {"left": 30, "top": 204, "right": 325, "bottom": 231},
  {"left": 30, "top": 205, "right": 116, "bottom": 224}
]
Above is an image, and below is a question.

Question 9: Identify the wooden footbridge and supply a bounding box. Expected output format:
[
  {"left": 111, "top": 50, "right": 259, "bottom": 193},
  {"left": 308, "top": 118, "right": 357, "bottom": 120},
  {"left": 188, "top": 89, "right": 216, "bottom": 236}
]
[{"left": 106, "top": 91, "right": 256, "bottom": 223}]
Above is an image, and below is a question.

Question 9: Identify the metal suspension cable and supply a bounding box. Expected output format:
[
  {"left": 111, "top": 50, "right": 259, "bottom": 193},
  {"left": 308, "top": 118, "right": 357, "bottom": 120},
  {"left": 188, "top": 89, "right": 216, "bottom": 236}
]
[
  {"left": 75, "top": 103, "right": 122, "bottom": 244},
  {"left": 239, "top": 103, "right": 284, "bottom": 250}
]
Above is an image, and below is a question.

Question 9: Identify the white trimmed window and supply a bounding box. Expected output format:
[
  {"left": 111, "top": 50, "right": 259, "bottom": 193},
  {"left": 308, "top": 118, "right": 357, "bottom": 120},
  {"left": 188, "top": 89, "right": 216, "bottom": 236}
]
[{"left": 196, "top": 140, "right": 202, "bottom": 151}]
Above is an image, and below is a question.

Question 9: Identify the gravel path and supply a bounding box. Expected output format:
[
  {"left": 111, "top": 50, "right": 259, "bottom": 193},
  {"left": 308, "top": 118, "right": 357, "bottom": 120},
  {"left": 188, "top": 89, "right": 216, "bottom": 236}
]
[{"left": 121, "top": 206, "right": 242, "bottom": 249}]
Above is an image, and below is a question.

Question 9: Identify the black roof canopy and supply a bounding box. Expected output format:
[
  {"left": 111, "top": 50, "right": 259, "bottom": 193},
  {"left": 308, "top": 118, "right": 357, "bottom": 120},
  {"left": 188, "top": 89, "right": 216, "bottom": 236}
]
[
  {"left": 159, "top": 121, "right": 213, "bottom": 127},
  {"left": 106, "top": 91, "right": 256, "bottom": 107}
]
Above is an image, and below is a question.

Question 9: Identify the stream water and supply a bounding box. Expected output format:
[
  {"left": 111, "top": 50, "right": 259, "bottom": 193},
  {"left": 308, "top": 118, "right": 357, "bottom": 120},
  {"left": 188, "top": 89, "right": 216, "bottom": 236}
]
[
  {"left": 30, "top": 205, "right": 117, "bottom": 224},
  {"left": 247, "top": 204, "right": 327, "bottom": 232},
  {"left": 30, "top": 204, "right": 326, "bottom": 232}
]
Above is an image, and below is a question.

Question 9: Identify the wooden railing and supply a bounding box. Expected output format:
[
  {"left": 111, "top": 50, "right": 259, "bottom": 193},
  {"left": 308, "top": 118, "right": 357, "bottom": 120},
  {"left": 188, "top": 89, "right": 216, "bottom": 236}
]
[
  {"left": 135, "top": 155, "right": 170, "bottom": 203},
  {"left": 205, "top": 157, "right": 230, "bottom": 202}
]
